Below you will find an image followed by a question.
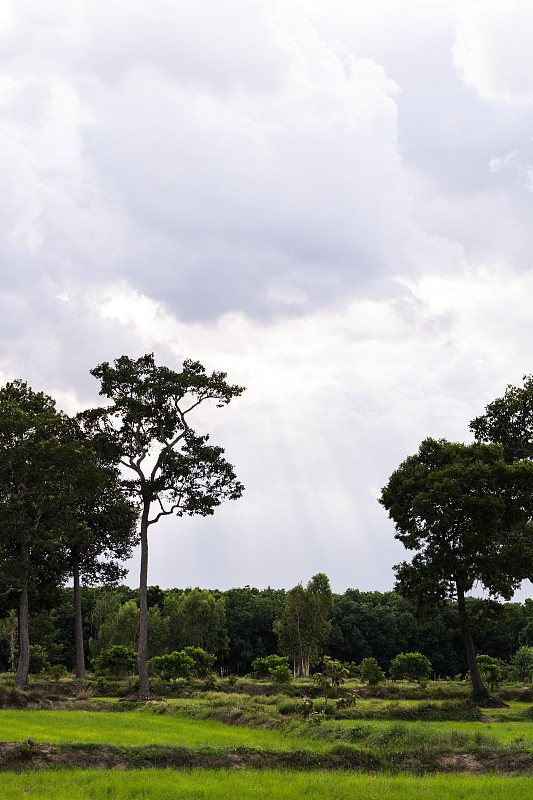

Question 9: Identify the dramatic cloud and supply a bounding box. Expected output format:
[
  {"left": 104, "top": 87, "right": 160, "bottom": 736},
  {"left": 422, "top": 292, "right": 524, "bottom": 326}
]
[{"left": 2, "top": 0, "right": 533, "bottom": 593}]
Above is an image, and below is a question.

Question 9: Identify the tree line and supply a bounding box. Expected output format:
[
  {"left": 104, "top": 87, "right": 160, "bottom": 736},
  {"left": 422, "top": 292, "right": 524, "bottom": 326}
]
[{"left": 3, "top": 576, "right": 533, "bottom": 679}]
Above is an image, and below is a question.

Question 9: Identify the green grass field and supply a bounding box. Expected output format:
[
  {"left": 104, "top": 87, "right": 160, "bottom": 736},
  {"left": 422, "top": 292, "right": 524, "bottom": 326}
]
[
  {"left": 0, "top": 708, "right": 329, "bottom": 752},
  {"left": 3, "top": 769, "right": 533, "bottom": 800}
]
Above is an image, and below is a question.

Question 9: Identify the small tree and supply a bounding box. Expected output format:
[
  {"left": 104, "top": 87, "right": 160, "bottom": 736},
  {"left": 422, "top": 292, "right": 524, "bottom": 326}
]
[
  {"left": 511, "top": 646, "right": 533, "bottom": 683},
  {"left": 359, "top": 657, "right": 385, "bottom": 685},
  {"left": 476, "top": 655, "right": 502, "bottom": 692},
  {"left": 313, "top": 655, "right": 348, "bottom": 714},
  {"left": 389, "top": 652, "right": 431, "bottom": 683}
]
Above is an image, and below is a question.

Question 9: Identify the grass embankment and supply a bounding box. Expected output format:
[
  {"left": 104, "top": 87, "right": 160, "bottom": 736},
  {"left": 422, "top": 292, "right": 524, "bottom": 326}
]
[{"left": 2, "top": 679, "right": 533, "bottom": 774}]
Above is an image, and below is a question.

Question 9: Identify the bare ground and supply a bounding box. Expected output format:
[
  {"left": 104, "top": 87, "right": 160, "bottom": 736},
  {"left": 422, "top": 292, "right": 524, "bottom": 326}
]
[{"left": 0, "top": 739, "right": 533, "bottom": 774}]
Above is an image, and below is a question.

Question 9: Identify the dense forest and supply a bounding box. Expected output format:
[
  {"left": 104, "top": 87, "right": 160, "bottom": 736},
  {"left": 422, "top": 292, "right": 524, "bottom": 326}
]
[{"left": 2, "top": 579, "right": 533, "bottom": 679}]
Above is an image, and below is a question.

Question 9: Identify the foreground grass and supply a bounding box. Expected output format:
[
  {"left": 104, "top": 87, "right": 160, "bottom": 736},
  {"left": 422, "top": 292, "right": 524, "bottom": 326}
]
[{"left": 3, "top": 769, "right": 533, "bottom": 799}]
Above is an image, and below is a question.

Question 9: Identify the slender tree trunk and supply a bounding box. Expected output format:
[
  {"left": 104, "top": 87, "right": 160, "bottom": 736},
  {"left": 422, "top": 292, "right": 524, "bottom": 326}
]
[
  {"left": 138, "top": 508, "right": 150, "bottom": 700},
  {"left": 72, "top": 555, "right": 86, "bottom": 680},
  {"left": 456, "top": 579, "right": 487, "bottom": 697},
  {"left": 15, "top": 542, "right": 30, "bottom": 691}
]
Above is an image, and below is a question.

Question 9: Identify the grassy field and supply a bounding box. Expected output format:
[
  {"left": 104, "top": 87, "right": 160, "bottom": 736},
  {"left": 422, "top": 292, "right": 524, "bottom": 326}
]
[
  {"left": 3, "top": 769, "right": 533, "bottom": 800},
  {"left": 1, "top": 678, "right": 533, "bottom": 795},
  {"left": 0, "top": 708, "right": 331, "bottom": 751}
]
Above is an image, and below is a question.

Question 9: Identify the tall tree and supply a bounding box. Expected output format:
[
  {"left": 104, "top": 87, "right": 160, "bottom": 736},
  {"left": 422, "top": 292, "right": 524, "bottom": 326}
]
[
  {"left": 81, "top": 354, "right": 244, "bottom": 699},
  {"left": 278, "top": 573, "right": 332, "bottom": 677},
  {"left": 0, "top": 382, "right": 84, "bottom": 689},
  {"left": 380, "top": 437, "right": 533, "bottom": 698},
  {"left": 61, "top": 459, "right": 138, "bottom": 680}
]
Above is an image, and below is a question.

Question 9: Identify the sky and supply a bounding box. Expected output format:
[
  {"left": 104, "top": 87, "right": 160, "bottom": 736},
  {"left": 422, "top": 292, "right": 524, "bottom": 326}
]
[{"left": 2, "top": 0, "right": 533, "bottom": 595}]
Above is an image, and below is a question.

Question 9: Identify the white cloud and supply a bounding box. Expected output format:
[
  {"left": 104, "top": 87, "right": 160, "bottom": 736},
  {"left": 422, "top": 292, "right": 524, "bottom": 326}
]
[{"left": 453, "top": 0, "right": 533, "bottom": 105}]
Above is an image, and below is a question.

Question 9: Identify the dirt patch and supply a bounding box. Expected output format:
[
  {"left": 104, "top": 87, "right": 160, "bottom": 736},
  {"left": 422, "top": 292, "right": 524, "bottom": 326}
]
[{"left": 0, "top": 741, "right": 533, "bottom": 774}]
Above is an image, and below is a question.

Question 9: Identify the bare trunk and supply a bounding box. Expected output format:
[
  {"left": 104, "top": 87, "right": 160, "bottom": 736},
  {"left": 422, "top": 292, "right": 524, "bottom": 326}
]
[
  {"left": 456, "top": 579, "right": 487, "bottom": 697},
  {"left": 15, "top": 542, "right": 29, "bottom": 691},
  {"left": 137, "top": 508, "right": 150, "bottom": 700},
  {"left": 72, "top": 555, "right": 86, "bottom": 680}
]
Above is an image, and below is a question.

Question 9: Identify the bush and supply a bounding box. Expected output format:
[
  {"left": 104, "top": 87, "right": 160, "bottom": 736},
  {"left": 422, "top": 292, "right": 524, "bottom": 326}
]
[
  {"left": 252, "top": 655, "right": 290, "bottom": 679},
  {"left": 277, "top": 699, "right": 300, "bottom": 715},
  {"left": 92, "top": 645, "right": 137, "bottom": 677},
  {"left": 359, "top": 657, "right": 385, "bottom": 685},
  {"left": 148, "top": 652, "right": 194, "bottom": 681},
  {"left": 181, "top": 647, "right": 216, "bottom": 679},
  {"left": 14, "top": 645, "right": 51, "bottom": 675},
  {"left": 203, "top": 674, "right": 217, "bottom": 690},
  {"left": 47, "top": 664, "right": 68, "bottom": 681},
  {"left": 389, "top": 652, "right": 431, "bottom": 683},
  {"left": 269, "top": 664, "right": 292, "bottom": 685}
]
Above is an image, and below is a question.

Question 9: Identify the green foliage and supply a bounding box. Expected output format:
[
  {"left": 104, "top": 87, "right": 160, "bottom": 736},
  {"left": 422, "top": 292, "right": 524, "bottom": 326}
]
[
  {"left": 90, "top": 599, "right": 140, "bottom": 658},
  {"left": 83, "top": 353, "right": 245, "bottom": 699},
  {"left": 278, "top": 573, "right": 332, "bottom": 677},
  {"left": 163, "top": 589, "right": 228, "bottom": 657},
  {"left": 47, "top": 664, "right": 68, "bottom": 681},
  {"left": 389, "top": 652, "right": 432, "bottom": 683},
  {"left": 475, "top": 654, "right": 502, "bottom": 690},
  {"left": 313, "top": 655, "right": 348, "bottom": 714},
  {"left": 252, "top": 654, "right": 289, "bottom": 678},
  {"left": 203, "top": 674, "right": 217, "bottom": 690},
  {"left": 181, "top": 646, "right": 216, "bottom": 678},
  {"left": 92, "top": 645, "right": 137, "bottom": 676},
  {"left": 147, "top": 651, "right": 194, "bottom": 681},
  {"left": 359, "top": 657, "right": 385, "bottom": 685},
  {"left": 380, "top": 437, "right": 533, "bottom": 694},
  {"left": 511, "top": 646, "right": 533, "bottom": 682},
  {"left": 147, "top": 647, "right": 215, "bottom": 681},
  {"left": 269, "top": 664, "right": 292, "bottom": 685}
]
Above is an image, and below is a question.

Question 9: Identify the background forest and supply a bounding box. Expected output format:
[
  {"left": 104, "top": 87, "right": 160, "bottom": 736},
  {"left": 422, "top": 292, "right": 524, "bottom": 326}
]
[{"left": 2, "top": 580, "right": 533, "bottom": 680}]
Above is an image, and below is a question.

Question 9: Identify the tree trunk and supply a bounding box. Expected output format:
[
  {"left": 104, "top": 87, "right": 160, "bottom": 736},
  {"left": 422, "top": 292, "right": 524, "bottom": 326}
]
[
  {"left": 137, "top": 509, "right": 150, "bottom": 700},
  {"left": 72, "top": 555, "right": 86, "bottom": 680},
  {"left": 456, "top": 579, "right": 487, "bottom": 697},
  {"left": 15, "top": 542, "right": 30, "bottom": 691}
]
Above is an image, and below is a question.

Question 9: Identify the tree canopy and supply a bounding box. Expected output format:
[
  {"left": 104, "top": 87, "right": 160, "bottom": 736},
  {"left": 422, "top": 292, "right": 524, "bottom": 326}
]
[{"left": 380, "top": 437, "right": 533, "bottom": 696}]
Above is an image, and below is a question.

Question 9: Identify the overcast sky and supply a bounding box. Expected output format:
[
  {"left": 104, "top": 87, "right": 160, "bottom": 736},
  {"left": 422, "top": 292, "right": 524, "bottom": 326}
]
[{"left": 2, "top": 0, "right": 533, "bottom": 595}]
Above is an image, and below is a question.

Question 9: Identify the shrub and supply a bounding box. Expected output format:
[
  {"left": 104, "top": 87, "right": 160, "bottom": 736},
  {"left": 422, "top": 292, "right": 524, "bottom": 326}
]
[
  {"left": 14, "top": 645, "right": 51, "bottom": 675},
  {"left": 148, "top": 651, "right": 194, "bottom": 681},
  {"left": 269, "top": 664, "right": 292, "bottom": 685},
  {"left": 92, "top": 645, "right": 137, "bottom": 677},
  {"left": 389, "top": 652, "right": 431, "bottom": 683},
  {"left": 359, "top": 657, "right": 385, "bottom": 685},
  {"left": 252, "top": 655, "right": 290, "bottom": 679},
  {"left": 181, "top": 647, "right": 216, "bottom": 679},
  {"left": 47, "top": 664, "right": 68, "bottom": 681},
  {"left": 277, "top": 699, "right": 300, "bottom": 715},
  {"left": 203, "top": 674, "right": 217, "bottom": 690}
]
